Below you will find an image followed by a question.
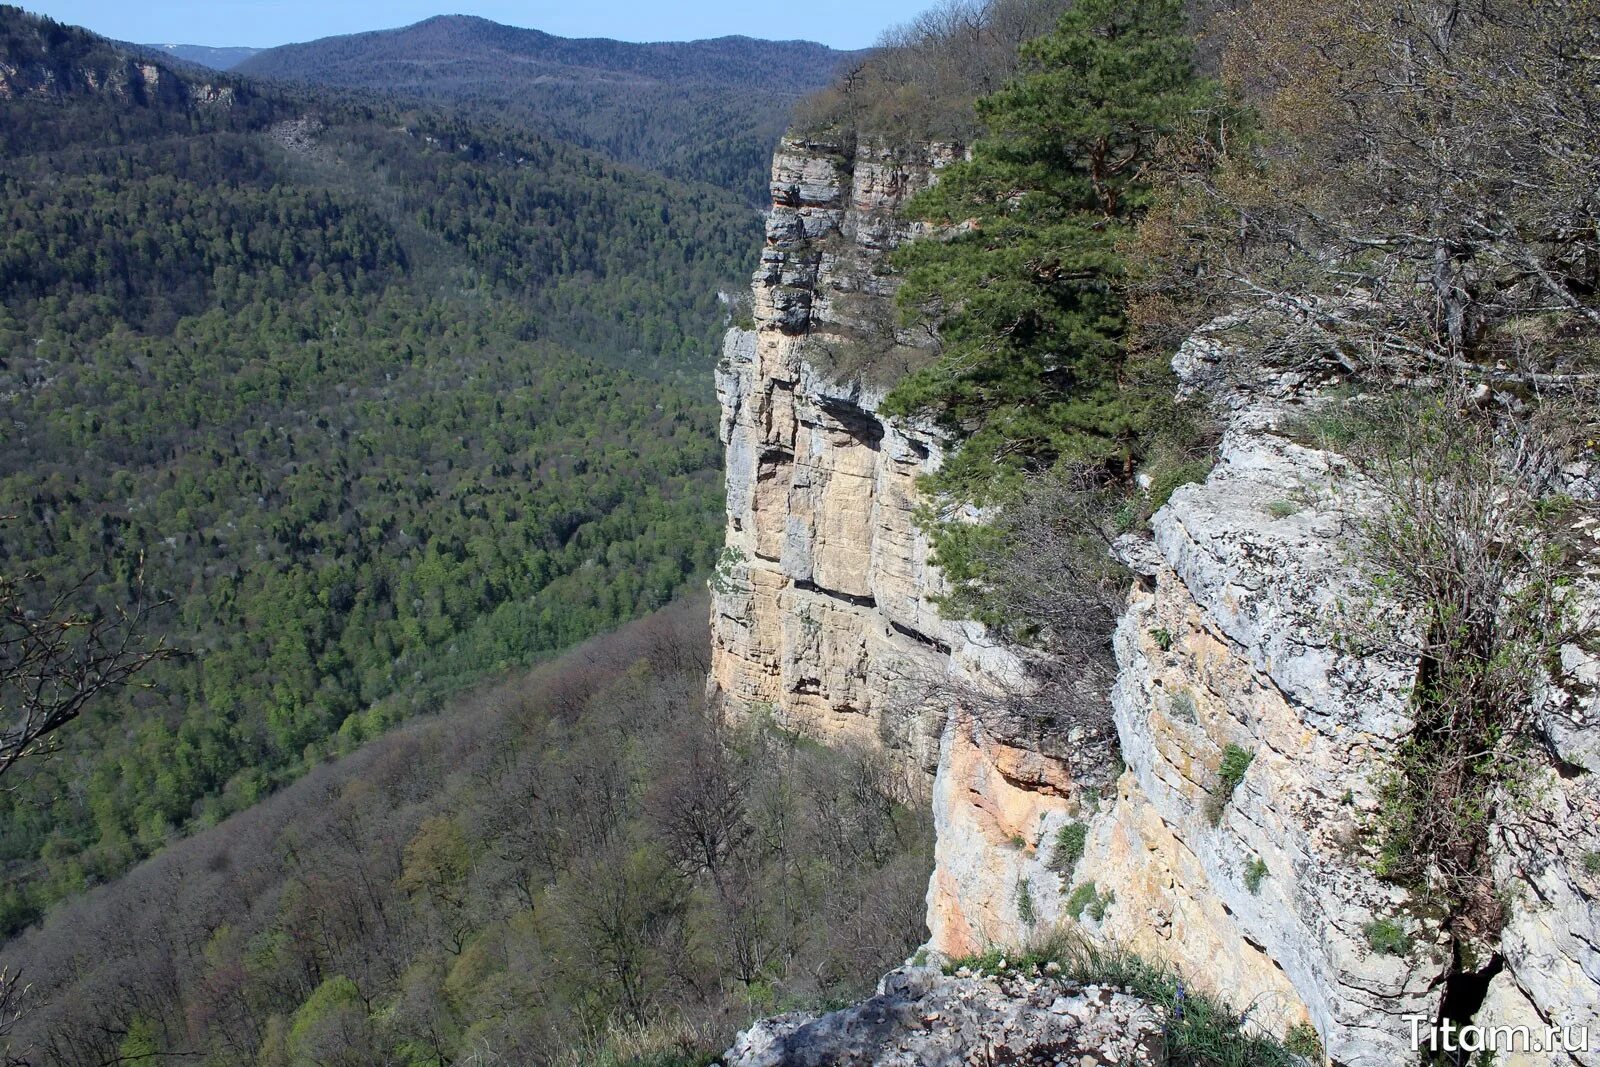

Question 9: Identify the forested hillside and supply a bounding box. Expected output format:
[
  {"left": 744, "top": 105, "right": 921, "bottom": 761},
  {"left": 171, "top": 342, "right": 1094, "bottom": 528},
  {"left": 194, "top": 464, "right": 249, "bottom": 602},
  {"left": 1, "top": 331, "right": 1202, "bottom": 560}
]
[
  {"left": 0, "top": 8, "right": 756, "bottom": 935},
  {"left": 235, "top": 15, "right": 857, "bottom": 201},
  {"left": 1, "top": 604, "right": 933, "bottom": 1066}
]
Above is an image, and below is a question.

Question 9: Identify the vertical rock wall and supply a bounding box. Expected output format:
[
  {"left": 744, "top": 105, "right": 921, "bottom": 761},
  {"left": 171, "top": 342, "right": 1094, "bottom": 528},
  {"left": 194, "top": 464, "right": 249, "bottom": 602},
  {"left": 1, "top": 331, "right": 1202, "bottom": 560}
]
[
  {"left": 710, "top": 138, "right": 1600, "bottom": 1066},
  {"left": 709, "top": 136, "right": 993, "bottom": 769}
]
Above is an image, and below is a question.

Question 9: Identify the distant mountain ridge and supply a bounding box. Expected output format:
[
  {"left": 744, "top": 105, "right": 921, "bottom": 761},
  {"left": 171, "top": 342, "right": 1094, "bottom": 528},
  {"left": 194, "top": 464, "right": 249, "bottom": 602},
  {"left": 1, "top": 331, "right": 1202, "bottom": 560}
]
[
  {"left": 234, "top": 14, "right": 862, "bottom": 199},
  {"left": 144, "top": 42, "right": 262, "bottom": 69},
  {"left": 237, "top": 15, "right": 854, "bottom": 88}
]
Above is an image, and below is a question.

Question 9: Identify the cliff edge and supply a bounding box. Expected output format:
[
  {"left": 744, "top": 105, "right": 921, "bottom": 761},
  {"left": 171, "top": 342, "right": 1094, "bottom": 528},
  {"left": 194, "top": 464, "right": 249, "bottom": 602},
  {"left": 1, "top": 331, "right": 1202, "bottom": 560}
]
[{"left": 711, "top": 136, "right": 1600, "bottom": 1066}]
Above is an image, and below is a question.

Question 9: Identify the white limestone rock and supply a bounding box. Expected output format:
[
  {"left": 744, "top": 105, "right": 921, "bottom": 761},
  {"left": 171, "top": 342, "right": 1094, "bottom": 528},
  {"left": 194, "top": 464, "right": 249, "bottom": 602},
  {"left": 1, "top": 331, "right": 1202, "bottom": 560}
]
[{"left": 724, "top": 966, "right": 1166, "bottom": 1067}]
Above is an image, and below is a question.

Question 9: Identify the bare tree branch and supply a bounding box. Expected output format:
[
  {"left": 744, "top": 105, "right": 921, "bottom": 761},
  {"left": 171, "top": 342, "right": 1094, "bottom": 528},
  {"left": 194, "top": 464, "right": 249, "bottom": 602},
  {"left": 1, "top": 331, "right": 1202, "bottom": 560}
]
[{"left": 0, "top": 555, "right": 178, "bottom": 778}]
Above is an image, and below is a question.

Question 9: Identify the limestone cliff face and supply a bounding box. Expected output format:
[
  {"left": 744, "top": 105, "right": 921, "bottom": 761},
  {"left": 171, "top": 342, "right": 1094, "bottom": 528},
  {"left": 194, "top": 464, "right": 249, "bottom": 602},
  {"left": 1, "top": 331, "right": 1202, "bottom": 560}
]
[
  {"left": 709, "top": 135, "right": 1012, "bottom": 772},
  {"left": 0, "top": 53, "right": 234, "bottom": 105},
  {"left": 712, "top": 138, "right": 1600, "bottom": 1066},
  {"left": 1084, "top": 395, "right": 1442, "bottom": 1063}
]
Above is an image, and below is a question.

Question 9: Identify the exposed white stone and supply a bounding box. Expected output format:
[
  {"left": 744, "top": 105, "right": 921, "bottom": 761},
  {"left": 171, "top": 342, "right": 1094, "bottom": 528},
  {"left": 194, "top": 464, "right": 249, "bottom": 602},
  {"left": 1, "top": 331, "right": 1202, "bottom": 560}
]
[
  {"left": 1489, "top": 764, "right": 1600, "bottom": 1067},
  {"left": 1091, "top": 413, "right": 1450, "bottom": 1066},
  {"left": 724, "top": 966, "right": 1166, "bottom": 1067},
  {"left": 709, "top": 133, "right": 1600, "bottom": 1067}
]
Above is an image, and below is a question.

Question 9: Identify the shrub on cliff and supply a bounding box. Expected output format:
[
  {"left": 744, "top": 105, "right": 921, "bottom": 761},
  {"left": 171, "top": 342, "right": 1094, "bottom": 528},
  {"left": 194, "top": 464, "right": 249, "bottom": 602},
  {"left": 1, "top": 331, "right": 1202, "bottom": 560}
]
[{"left": 1325, "top": 390, "right": 1596, "bottom": 940}]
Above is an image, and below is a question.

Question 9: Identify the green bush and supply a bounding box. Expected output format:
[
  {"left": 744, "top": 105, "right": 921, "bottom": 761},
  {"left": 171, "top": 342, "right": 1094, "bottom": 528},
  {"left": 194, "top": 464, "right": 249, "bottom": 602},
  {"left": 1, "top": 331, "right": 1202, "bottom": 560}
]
[
  {"left": 1218, "top": 745, "right": 1255, "bottom": 792},
  {"left": 1016, "top": 878, "right": 1038, "bottom": 926},
  {"left": 1283, "top": 1023, "right": 1323, "bottom": 1060},
  {"left": 1065, "top": 881, "right": 1113, "bottom": 922},
  {"left": 1363, "top": 918, "right": 1412, "bottom": 957},
  {"left": 1206, "top": 744, "right": 1254, "bottom": 825},
  {"left": 1148, "top": 456, "right": 1216, "bottom": 512},
  {"left": 1050, "top": 821, "right": 1089, "bottom": 874},
  {"left": 1243, "top": 857, "right": 1269, "bottom": 895}
]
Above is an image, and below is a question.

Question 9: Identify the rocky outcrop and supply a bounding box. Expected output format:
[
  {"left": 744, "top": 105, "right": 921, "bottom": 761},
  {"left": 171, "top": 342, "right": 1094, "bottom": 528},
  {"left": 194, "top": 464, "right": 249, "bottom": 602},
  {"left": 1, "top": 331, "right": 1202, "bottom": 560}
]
[
  {"left": 0, "top": 54, "right": 234, "bottom": 104},
  {"left": 1487, "top": 755, "right": 1600, "bottom": 1066},
  {"left": 1082, "top": 401, "right": 1446, "bottom": 1064},
  {"left": 725, "top": 965, "right": 1166, "bottom": 1067},
  {"left": 711, "top": 138, "right": 1600, "bottom": 1066},
  {"left": 710, "top": 136, "right": 1016, "bottom": 773},
  {"left": 0, "top": 15, "right": 236, "bottom": 106}
]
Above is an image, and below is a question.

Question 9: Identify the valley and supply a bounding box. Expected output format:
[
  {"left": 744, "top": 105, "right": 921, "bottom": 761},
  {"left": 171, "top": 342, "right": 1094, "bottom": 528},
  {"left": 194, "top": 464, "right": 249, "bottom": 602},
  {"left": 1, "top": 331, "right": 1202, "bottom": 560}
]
[
  {"left": 0, "top": 5, "right": 760, "bottom": 943},
  {"left": 3, "top": 0, "right": 1599, "bottom": 1064}
]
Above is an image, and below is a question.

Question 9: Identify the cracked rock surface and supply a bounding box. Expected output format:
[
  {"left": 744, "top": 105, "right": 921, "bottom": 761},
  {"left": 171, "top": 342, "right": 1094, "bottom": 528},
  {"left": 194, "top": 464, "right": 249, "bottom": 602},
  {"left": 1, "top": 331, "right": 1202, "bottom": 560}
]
[{"left": 724, "top": 967, "right": 1165, "bottom": 1067}]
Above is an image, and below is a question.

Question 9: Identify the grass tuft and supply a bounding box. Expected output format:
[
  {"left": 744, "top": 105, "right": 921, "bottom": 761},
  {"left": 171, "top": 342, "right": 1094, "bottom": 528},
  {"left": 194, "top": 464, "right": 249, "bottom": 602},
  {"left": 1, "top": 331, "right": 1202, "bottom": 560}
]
[
  {"left": 1243, "top": 857, "right": 1269, "bottom": 895},
  {"left": 1363, "top": 917, "right": 1412, "bottom": 957},
  {"left": 1050, "top": 821, "right": 1089, "bottom": 874}
]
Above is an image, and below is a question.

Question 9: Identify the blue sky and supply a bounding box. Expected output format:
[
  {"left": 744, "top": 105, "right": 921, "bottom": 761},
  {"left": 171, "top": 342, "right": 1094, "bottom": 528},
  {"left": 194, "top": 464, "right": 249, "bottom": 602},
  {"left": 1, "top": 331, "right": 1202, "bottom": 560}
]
[{"left": 21, "top": 0, "right": 927, "bottom": 50}]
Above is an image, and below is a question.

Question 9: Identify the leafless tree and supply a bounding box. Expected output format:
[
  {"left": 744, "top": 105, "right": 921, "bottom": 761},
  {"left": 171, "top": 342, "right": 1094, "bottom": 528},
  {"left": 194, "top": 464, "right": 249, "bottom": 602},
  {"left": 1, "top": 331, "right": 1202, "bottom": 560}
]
[
  {"left": 1136, "top": 0, "right": 1600, "bottom": 385},
  {"left": 796, "top": 0, "right": 1073, "bottom": 144},
  {"left": 651, "top": 713, "right": 750, "bottom": 897},
  {"left": 0, "top": 561, "right": 176, "bottom": 778},
  {"left": 0, "top": 967, "right": 30, "bottom": 1066}
]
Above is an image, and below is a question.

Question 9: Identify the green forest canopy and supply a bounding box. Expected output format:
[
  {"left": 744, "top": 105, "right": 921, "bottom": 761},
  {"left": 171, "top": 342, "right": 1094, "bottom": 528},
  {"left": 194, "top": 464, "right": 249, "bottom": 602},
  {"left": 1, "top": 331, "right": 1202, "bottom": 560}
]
[{"left": 0, "top": 7, "right": 760, "bottom": 934}]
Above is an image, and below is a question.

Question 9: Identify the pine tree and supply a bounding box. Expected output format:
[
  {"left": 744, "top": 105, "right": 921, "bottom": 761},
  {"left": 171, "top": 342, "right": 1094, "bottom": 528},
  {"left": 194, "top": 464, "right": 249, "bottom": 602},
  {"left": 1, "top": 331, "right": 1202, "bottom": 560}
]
[{"left": 883, "top": 0, "right": 1211, "bottom": 501}]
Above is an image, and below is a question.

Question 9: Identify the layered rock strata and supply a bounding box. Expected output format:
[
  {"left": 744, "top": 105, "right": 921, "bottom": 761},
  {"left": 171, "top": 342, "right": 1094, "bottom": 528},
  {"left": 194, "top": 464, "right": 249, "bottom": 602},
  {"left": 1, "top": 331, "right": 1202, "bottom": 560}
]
[
  {"left": 711, "top": 138, "right": 1600, "bottom": 1066},
  {"left": 709, "top": 135, "right": 1016, "bottom": 774}
]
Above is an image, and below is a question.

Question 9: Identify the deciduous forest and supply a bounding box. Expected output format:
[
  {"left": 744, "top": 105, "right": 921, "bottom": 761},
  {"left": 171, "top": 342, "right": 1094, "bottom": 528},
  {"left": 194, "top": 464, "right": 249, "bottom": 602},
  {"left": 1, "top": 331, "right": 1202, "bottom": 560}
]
[
  {"left": 0, "top": 6, "right": 757, "bottom": 940},
  {"left": 1, "top": 603, "right": 932, "bottom": 1066}
]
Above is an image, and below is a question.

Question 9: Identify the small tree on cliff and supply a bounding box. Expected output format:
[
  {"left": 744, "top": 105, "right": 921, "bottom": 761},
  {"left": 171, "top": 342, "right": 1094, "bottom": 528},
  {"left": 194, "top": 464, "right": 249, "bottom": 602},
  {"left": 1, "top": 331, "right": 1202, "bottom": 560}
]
[{"left": 882, "top": 0, "right": 1215, "bottom": 502}]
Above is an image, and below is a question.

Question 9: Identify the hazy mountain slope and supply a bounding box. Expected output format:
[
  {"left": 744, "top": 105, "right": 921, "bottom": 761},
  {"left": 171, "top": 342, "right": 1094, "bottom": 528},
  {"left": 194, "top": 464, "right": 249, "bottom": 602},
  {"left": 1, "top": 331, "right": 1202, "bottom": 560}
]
[
  {"left": 143, "top": 42, "right": 261, "bottom": 69},
  {"left": 0, "top": 6, "right": 756, "bottom": 932},
  {"left": 238, "top": 15, "right": 848, "bottom": 87},
  {"left": 235, "top": 15, "right": 860, "bottom": 199},
  {"left": 0, "top": 602, "right": 932, "bottom": 1067}
]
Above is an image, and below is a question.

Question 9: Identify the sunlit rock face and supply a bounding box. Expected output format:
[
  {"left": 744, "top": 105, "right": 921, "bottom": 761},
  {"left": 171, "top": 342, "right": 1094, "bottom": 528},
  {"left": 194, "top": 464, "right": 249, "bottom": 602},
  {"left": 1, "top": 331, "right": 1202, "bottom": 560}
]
[
  {"left": 1084, "top": 404, "right": 1447, "bottom": 1065},
  {"left": 709, "top": 136, "right": 981, "bottom": 772},
  {"left": 0, "top": 51, "right": 233, "bottom": 104},
  {"left": 710, "top": 136, "right": 1600, "bottom": 1067}
]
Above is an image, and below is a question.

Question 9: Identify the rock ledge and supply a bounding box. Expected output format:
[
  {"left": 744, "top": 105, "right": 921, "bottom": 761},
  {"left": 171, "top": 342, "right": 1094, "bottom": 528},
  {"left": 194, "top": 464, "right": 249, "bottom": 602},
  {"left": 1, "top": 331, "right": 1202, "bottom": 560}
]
[{"left": 725, "top": 966, "right": 1166, "bottom": 1067}]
